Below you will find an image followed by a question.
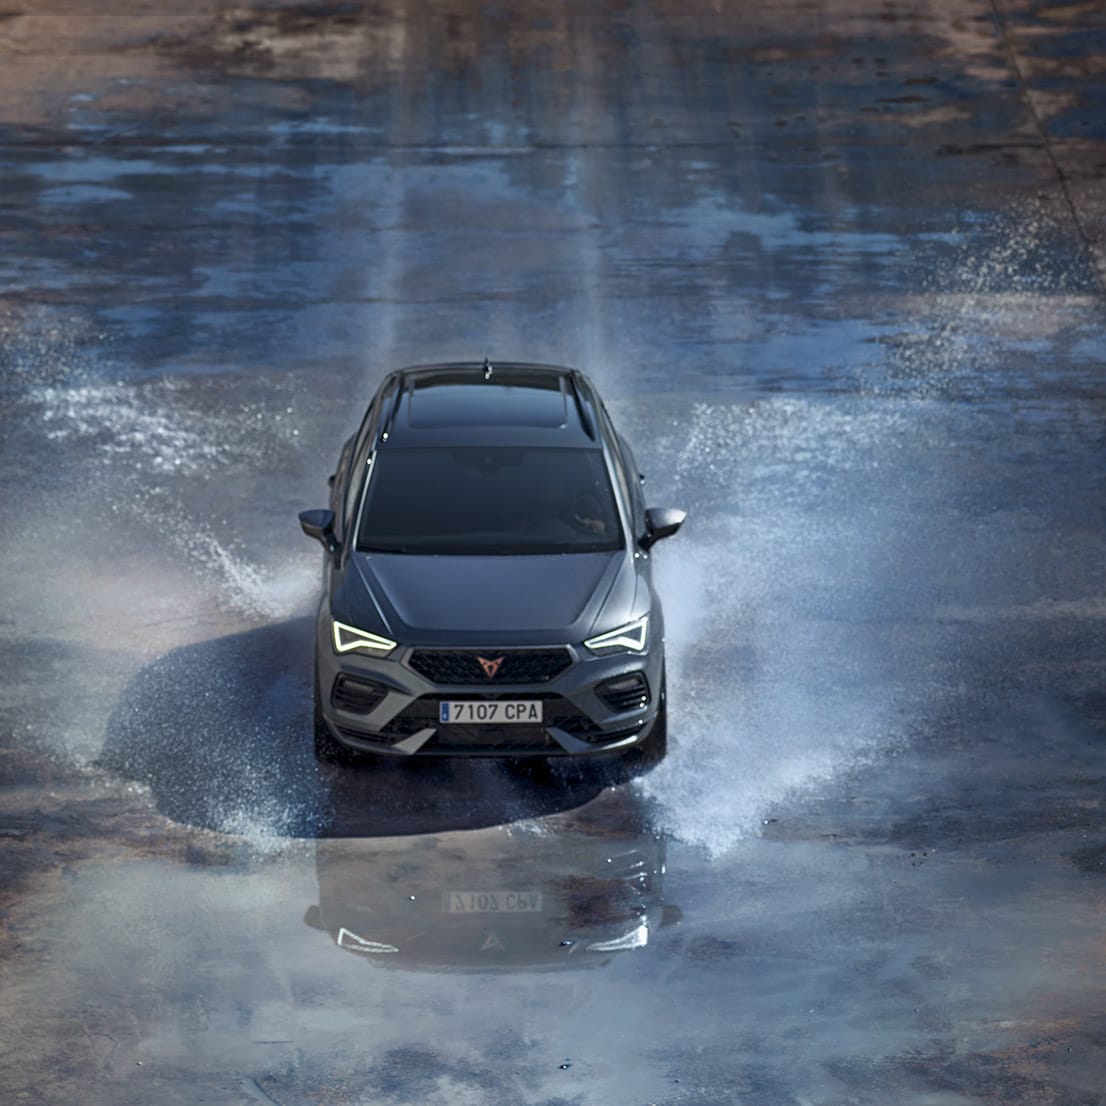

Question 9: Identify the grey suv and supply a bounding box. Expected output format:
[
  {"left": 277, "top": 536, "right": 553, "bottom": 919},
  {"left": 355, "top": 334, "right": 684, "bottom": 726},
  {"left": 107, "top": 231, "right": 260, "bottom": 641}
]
[{"left": 299, "top": 362, "right": 685, "bottom": 763}]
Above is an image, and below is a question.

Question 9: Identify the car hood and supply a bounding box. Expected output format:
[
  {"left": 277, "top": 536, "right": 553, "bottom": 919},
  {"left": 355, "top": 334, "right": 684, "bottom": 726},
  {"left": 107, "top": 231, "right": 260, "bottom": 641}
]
[{"left": 345, "top": 550, "right": 632, "bottom": 646}]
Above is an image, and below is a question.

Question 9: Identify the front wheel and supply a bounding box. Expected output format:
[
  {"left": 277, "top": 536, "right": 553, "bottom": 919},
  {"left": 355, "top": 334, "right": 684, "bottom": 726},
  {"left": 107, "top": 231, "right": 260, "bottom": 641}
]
[
  {"left": 636, "top": 693, "right": 667, "bottom": 765},
  {"left": 313, "top": 670, "right": 352, "bottom": 764},
  {"left": 635, "top": 666, "right": 668, "bottom": 762}
]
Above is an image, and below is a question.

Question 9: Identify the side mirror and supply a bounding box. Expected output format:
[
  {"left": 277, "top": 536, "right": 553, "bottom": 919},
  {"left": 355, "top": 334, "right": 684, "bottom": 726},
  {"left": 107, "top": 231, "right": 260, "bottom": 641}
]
[
  {"left": 299, "top": 509, "right": 340, "bottom": 556},
  {"left": 640, "top": 507, "right": 686, "bottom": 550}
]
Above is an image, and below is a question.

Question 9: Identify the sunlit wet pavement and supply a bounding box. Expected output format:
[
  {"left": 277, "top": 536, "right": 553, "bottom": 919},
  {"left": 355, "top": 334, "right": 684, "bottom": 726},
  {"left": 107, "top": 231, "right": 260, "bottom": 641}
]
[{"left": 2, "top": 2, "right": 1106, "bottom": 1103}]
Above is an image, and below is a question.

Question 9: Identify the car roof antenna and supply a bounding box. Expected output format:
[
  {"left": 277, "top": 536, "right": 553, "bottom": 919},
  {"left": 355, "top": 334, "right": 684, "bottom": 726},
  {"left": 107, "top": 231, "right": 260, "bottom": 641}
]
[{"left": 483, "top": 356, "right": 493, "bottom": 381}]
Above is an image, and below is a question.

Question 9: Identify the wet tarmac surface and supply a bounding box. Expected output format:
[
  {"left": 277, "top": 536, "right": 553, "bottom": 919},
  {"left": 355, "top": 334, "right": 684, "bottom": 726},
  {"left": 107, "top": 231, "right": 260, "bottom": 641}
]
[{"left": 2, "top": 2, "right": 1106, "bottom": 1103}]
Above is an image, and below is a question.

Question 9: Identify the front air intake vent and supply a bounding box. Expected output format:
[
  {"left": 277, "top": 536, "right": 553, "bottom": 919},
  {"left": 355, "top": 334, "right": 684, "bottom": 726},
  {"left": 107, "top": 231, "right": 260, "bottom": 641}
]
[
  {"left": 331, "top": 675, "right": 388, "bottom": 714},
  {"left": 596, "top": 673, "right": 650, "bottom": 713}
]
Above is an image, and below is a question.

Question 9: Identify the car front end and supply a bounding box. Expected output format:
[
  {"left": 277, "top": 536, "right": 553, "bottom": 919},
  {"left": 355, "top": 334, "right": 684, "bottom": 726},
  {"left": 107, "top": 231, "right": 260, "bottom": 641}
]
[
  {"left": 314, "top": 605, "right": 665, "bottom": 758},
  {"left": 300, "top": 361, "right": 683, "bottom": 764}
]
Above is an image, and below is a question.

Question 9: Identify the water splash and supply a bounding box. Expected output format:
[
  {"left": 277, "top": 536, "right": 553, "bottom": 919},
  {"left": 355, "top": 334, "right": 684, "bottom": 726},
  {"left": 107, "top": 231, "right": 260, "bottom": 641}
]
[
  {"left": 31, "top": 380, "right": 225, "bottom": 474},
  {"left": 875, "top": 198, "right": 1102, "bottom": 400},
  {"left": 637, "top": 397, "right": 951, "bottom": 856},
  {"left": 13, "top": 322, "right": 315, "bottom": 622}
]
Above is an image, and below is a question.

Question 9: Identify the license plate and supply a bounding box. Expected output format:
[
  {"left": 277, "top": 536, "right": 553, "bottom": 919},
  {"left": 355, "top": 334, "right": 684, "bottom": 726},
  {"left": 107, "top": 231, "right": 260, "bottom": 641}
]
[
  {"left": 439, "top": 700, "right": 543, "bottom": 724},
  {"left": 443, "top": 891, "right": 544, "bottom": 914}
]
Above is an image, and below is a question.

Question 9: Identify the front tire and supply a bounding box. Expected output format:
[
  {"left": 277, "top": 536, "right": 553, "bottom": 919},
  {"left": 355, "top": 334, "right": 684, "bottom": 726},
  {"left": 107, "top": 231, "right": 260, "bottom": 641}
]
[
  {"left": 313, "top": 669, "right": 351, "bottom": 764},
  {"left": 637, "top": 695, "right": 667, "bottom": 764},
  {"left": 632, "top": 670, "right": 668, "bottom": 766}
]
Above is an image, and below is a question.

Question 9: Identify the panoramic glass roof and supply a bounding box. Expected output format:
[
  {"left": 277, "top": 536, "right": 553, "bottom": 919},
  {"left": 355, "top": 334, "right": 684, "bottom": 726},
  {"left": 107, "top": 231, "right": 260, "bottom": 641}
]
[{"left": 407, "top": 370, "right": 567, "bottom": 429}]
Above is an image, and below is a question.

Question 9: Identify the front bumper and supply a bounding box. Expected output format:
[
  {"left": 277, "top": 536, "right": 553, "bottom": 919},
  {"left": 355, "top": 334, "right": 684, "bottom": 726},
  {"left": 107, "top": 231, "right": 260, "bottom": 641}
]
[{"left": 315, "top": 615, "right": 663, "bottom": 758}]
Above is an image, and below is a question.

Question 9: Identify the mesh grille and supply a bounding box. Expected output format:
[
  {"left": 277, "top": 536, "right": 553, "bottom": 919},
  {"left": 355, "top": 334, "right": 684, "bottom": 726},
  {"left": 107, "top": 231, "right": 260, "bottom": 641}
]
[{"left": 408, "top": 648, "right": 572, "bottom": 685}]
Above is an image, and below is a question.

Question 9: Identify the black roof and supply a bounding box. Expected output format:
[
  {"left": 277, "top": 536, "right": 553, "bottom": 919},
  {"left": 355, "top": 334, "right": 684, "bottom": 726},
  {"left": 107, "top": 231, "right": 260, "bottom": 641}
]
[{"left": 377, "top": 362, "right": 601, "bottom": 449}]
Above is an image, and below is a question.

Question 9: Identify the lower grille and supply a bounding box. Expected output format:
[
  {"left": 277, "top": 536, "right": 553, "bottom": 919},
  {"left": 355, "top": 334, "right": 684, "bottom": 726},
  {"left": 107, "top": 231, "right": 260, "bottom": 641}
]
[
  {"left": 424, "top": 727, "right": 557, "bottom": 752},
  {"left": 336, "top": 724, "right": 407, "bottom": 747}
]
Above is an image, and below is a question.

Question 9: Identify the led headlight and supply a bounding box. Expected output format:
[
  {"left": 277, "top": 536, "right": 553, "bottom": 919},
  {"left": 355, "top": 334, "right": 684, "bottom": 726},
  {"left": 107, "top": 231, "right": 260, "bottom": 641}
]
[
  {"left": 585, "top": 922, "right": 649, "bottom": 952},
  {"left": 584, "top": 615, "right": 648, "bottom": 655},
  {"left": 337, "top": 927, "right": 399, "bottom": 954},
  {"left": 332, "top": 620, "right": 397, "bottom": 656}
]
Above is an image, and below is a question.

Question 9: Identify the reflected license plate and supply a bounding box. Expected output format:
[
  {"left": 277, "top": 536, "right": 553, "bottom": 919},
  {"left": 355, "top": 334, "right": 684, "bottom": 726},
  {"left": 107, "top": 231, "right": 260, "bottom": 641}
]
[
  {"left": 443, "top": 891, "right": 544, "bottom": 914},
  {"left": 439, "top": 700, "right": 543, "bottom": 724}
]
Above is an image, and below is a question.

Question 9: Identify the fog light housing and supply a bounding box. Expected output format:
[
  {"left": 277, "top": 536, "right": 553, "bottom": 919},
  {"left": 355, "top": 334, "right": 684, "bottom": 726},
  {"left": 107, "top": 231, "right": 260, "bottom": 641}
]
[
  {"left": 596, "top": 673, "right": 650, "bottom": 713},
  {"left": 331, "top": 675, "right": 388, "bottom": 714}
]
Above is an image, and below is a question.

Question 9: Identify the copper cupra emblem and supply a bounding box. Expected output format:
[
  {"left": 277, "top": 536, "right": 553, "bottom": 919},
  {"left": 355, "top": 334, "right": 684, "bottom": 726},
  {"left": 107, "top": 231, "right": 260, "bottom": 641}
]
[{"left": 476, "top": 655, "right": 505, "bottom": 678}]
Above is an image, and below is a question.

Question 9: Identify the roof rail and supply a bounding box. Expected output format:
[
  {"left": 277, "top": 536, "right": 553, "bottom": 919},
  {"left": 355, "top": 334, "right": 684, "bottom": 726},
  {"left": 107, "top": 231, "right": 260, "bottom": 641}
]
[
  {"left": 568, "top": 372, "right": 597, "bottom": 441},
  {"left": 379, "top": 374, "right": 404, "bottom": 442}
]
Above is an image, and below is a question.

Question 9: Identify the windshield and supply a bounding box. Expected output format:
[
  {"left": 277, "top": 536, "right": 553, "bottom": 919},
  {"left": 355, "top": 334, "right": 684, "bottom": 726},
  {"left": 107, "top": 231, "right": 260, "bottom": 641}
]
[{"left": 356, "top": 446, "right": 624, "bottom": 555}]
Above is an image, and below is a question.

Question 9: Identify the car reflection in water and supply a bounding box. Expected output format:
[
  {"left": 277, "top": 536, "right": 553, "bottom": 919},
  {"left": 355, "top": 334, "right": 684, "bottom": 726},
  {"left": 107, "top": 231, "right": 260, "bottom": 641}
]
[{"left": 304, "top": 786, "right": 680, "bottom": 970}]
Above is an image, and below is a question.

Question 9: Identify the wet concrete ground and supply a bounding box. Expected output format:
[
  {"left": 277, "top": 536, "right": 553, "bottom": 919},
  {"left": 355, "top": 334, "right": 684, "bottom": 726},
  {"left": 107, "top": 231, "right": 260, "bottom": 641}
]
[{"left": 2, "top": 2, "right": 1106, "bottom": 1103}]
